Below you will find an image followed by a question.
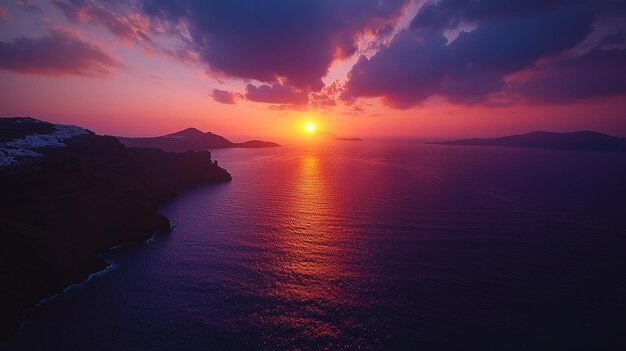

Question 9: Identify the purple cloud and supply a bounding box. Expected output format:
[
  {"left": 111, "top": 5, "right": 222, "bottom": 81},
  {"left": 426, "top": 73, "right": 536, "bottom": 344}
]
[
  {"left": 18, "top": 0, "right": 624, "bottom": 109},
  {"left": 139, "top": 0, "right": 409, "bottom": 90},
  {"left": 509, "top": 48, "right": 626, "bottom": 104},
  {"left": 245, "top": 83, "right": 308, "bottom": 105},
  {"left": 342, "top": 0, "right": 607, "bottom": 108},
  {"left": 268, "top": 104, "right": 308, "bottom": 112},
  {"left": 53, "top": 0, "right": 151, "bottom": 44},
  {"left": 0, "top": 30, "right": 123, "bottom": 77},
  {"left": 211, "top": 89, "right": 239, "bottom": 104},
  {"left": 16, "top": 0, "right": 43, "bottom": 13}
]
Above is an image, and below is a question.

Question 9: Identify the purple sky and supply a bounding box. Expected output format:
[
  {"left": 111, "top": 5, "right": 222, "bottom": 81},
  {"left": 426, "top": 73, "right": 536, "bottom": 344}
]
[{"left": 0, "top": 0, "right": 624, "bottom": 139}]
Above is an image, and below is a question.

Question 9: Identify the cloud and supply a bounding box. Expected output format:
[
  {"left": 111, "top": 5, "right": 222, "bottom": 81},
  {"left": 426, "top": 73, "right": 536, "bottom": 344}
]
[
  {"left": 213, "top": 82, "right": 314, "bottom": 106},
  {"left": 211, "top": 89, "right": 239, "bottom": 104},
  {"left": 0, "top": 8, "right": 8, "bottom": 21},
  {"left": 410, "top": 0, "right": 588, "bottom": 30},
  {"left": 342, "top": 0, "right": 604, "bottom": 108},
  {"left": 245, "top": 83, "right": 308, "bottom": 105},
  {"left": 341, "top": 31, "right": 449, "bottom": 108},
  {"left": 139, "top": 0, "right": 409, "bottom": 90},
  {"left": 310, "top": 80, "right": 342, "bottom": 108},
  {"left": 13, "top": 0, "right": 623, "bottom": 110},
  {"left": 16, "top": 0, "right": 43, "bottom": 13},
  {"left": 0, "top": 30, "right": 123, "bottom": 77},
  {"left": 53, "top": 0, "right": 151, "bottom": 44},
  {"left": 508, "top": 48, "right": 626, "bottom": 104},
  {"left": 148, "top": 74, "right": 166, "bottom": 86},
  {"left": 310, "top": 92, "right": 337, "bottom": 108},
  {"left": 268, "top": 104, "right": 308, "bottom": 112}
]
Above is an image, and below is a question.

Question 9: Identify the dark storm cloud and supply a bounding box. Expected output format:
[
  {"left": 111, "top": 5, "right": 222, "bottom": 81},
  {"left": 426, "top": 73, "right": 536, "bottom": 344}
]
[
  {"left": 341, "top": 28, "right": 520, "bottom": 108},
  {"left": 0, "top": 30, "right": 123, "bottom": 77},
  {"left": 21, "top": 0, "right": 623, "bottom": 108},
  {"left": 245, "top": 83, "right": 308, "bottom": 105},
  {"left": 139, "top": 0, "right": 409, "bottom": 90},
  {"left": 343, "top": 0, "right": 626, "bottom": 108},
  {"left": 410, "top": 0, "right": 589, "bottom": 30},
  {"left": 509, "top": 48, "right": 626, "bottom": 104}
]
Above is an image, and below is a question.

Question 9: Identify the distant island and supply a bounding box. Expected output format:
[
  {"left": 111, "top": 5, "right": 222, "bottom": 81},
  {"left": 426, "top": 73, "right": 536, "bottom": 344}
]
[
  {"left": 0, "top": 117, "right": 231, "bottom": 339},
  {"left": 430, "top": 131, "right": 626, "bottom": 152},
  {"left": 334, "top": 137, "right": 363, "bottom": 141},
  {"left": 317, "top": 131, "right": 363, "bottom": 141},
  {"left": 118, "top": 128, "right": 280, "bottom": 152}
]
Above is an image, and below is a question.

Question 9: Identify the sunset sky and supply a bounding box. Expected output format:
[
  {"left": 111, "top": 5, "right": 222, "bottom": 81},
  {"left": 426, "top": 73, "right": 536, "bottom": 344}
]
[{"left": 0, "top": 0, "right": 625, "bottom": 141}]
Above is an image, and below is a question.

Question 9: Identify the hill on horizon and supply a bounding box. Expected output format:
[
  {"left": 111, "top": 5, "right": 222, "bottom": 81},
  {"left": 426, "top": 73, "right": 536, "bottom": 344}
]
[
  {"left": 118, "top": 128, "right": 280, "bottom": 152},
  {"left": 430, "top": 131, "right": 626, "bottom": 152}
]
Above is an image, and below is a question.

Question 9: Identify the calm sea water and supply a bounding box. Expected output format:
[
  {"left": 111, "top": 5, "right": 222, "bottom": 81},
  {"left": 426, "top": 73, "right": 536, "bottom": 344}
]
[{"left": 6, "top": 141, "right": 626, "bottom": 350}]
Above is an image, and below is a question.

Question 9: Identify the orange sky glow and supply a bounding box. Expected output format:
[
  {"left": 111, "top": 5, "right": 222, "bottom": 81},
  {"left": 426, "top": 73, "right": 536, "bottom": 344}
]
[{"left": 0, "top": 0, "right": 624, "bottom": 142}]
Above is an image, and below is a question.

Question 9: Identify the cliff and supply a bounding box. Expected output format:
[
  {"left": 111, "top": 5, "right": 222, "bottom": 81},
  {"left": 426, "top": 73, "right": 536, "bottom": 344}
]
[{"left": 0, "top": 118, "right": 231, "bottom": 339}]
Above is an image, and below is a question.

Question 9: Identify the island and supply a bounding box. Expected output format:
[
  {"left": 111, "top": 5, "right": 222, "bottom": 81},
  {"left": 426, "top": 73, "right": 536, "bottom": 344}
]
[
  {"left": 334, "top": 137, "right": 363, "bottom": 141},
  {"left": 0, "top": 117, "right": 231, "bottom": 339},
  {"left": 117, "top": 127, "right": 280, "bottom": 152},
  {"left": 429, "top": 131, "right": 626, "bottom": 152},
  {"left": 316, "top": 131, "right": 363, "bottom": 141}
]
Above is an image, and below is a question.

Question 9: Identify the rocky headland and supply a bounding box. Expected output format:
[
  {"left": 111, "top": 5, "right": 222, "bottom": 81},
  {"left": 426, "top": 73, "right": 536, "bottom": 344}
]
[{"left": 0, "top": 117, "right": 231, "bottom": 339}]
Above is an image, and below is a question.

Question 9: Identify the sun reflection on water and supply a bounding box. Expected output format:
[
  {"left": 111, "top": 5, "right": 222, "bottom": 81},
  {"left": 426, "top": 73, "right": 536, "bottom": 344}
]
[{"left": 263, "top": 152, "right": 357, "bottom": 339}]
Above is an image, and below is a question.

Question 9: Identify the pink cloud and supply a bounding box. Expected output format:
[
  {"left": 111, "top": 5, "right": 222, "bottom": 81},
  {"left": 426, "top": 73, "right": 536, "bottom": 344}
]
[
  {"left": 0, "top": 30, "right": 124, "bottom": 77},
  {"left": 0, "top": 7, "right": 8, "bottom": 21},
  {"left": 211, "top": 89, "right": 241, "bottom": 104},
  {"left": 53, "top": 0, "right": 151, "bottom": 44},
  {"left": 246, "top": 83, "right": 308, "bottom": 105}
]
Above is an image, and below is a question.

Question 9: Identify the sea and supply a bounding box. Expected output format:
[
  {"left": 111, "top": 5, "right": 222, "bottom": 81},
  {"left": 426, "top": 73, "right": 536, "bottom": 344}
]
[{"left": 5, "top": 140, "right": 626, "bottom": 350}]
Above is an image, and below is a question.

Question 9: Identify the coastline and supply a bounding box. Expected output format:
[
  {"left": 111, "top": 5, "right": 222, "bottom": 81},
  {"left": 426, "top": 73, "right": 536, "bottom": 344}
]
[
  {"left": 29, "top": 226, "right": 169, "bottom": 311},
  {"left": 22, "top": 215, "right": 178, "bottom": 332},
  {"left": 0, "top": 119, "right": 232, "bottom": 340},
  {"left": 30, "top": 261, "right": 119, "bottom": 310}
]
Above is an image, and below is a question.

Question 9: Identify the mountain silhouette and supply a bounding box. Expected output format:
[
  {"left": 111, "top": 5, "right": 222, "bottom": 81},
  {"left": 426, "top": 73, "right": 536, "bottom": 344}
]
[
  {"left": 431, "top": 131, "right": 626, "bottom": 151},
  {"left": 118, "top": 128, "right": 279, "bottom": 152}
]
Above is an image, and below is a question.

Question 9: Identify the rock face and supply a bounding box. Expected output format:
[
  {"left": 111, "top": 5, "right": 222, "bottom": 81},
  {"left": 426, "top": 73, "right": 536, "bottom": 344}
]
[
  {"left": 430, "top": 131, "right": 626, "bottom": 151},
  {"left": 0, "top": 117, "right": 231, "bottom": 339},
  {"left": 118, "top": 127, "right": 280, "bottom": 152}
]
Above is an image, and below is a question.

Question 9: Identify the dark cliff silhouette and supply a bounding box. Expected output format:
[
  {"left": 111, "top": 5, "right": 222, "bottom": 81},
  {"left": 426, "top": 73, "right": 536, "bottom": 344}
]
[
  {"left": 430, "top": 131, "right": 626, "bottom": 151},
  {"left": 0, "top": 118, "right": 231, "bottom": 339},
  {"left": 118, "top": 127, "right": 280, "bottom": 152}
]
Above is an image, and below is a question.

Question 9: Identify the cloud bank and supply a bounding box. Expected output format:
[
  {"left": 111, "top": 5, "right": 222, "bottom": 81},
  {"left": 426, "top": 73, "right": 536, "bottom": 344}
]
[
  {"left": 342, "top": 0, "right": 626, "bottom": 108},
  {"left": 0, "top": 30, "right": 123, "bottom": 77},
  {"left": 4, "top": 0, "right": 626, "bottom": 109}
]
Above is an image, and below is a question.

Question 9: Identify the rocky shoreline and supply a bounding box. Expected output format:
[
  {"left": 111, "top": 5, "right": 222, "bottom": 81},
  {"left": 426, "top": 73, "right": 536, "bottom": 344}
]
[{"left": 0, "top": 118, "right": 231, "bottom": 339}]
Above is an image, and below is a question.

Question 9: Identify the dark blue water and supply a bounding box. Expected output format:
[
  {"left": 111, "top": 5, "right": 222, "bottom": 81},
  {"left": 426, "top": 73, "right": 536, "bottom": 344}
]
[{"left": 6, "top": 141, "right": 626, "bottom": 350}]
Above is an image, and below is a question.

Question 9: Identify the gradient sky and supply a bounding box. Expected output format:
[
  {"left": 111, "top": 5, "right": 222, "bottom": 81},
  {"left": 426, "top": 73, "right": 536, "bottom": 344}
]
[{"left": 0, "top": 0, "right": 625, "bottom": 141}]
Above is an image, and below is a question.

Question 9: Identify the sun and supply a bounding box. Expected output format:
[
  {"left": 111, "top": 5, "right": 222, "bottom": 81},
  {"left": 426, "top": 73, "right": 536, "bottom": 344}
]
[{"left": 305, "top": 122, "right": 315, "bottom": 133}]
